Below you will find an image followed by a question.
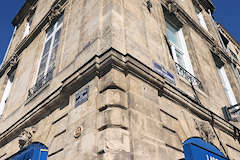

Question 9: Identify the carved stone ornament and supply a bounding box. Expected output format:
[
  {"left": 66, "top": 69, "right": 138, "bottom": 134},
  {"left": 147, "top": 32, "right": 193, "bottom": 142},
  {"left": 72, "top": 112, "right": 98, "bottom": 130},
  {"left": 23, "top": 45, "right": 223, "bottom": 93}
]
[
  {"left": 167, "top": 1, "right": 187, "bottom": 25},
  {"left": 167, "top": 1, "right": 178, "bottom": 14},
  {"left": 211, "top": 45, "right": 222, "bottom": 55},
  {"left": 74, "top": 126, "right": 83, "bottom": 138},
  {"left": 6, "top": 55, "right": 19, "bottom": 74},
  {"left": 194, "top": 119, "right": 215, "bottom": 143},
  {"left": 9, "top": 55, "right": 19, "bottom": 67},
  {"left": 192, "top": 0, "right": 201, "bottom": 11},
  {"left": 48, "top": 3, "right": 63, "bottom": 24},
  {"left": 18, "top": 127, "right": 37, "bottom": 149}
]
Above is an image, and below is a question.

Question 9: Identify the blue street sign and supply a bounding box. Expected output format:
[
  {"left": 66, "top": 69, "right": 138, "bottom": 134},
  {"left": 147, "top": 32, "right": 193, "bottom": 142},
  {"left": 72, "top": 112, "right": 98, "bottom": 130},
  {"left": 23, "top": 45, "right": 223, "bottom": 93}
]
[
  {"left": 153, "top": 62, "right": 175, "bottom": 84},
  {"left": 183, "top": 137, "right": 228, "bottom": 160}
]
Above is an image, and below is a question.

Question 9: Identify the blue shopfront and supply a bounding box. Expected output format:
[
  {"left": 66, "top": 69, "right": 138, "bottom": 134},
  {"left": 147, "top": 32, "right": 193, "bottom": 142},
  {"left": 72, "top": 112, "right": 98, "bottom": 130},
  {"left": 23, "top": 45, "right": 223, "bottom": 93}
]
[
  {"left": 6, "top": 142, "right": 48, "bottom": 160},
  {"left": 183, "top": 137, "right": 229, "bottom": 160}
]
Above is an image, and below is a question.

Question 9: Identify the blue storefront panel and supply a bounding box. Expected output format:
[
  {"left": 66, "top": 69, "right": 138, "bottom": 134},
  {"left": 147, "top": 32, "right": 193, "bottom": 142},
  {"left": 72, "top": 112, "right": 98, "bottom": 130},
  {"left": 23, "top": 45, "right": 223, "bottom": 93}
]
[
  {"left": 6, "top": 143, "right": 48, "bottom": 160},
  {"left": 183, "top": 137, "right": 228, "bottom": 160}
]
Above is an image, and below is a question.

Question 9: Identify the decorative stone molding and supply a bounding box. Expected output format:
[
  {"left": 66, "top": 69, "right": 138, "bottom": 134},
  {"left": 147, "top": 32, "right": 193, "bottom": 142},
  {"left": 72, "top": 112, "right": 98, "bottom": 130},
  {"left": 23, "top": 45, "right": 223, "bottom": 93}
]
[
  {"left": 48, "top": 5, "right": 62, "bottom": 24},
  {"left": 192, "top": 0, "right": 202, "bottom": 11},
  {"left": 74, "top": 126, "right": 83, "bottom": 138},
  {"left": 0, "top": 48, "right": 238, "bottom": 148},
  {"left": 6, "top": 55, "right": 19, "bottom": 75},
  {"left": 166, "top": 1, "right": 187, "bottom": 25},
  {"left": 194, "top": 119, "right": 215, "bottom": 143},
  {"left": 48, "top": 0, "right": 66, "bottom": 24},
  {"left": 18, "top": 126, "right": 37, "bottom": 149}
]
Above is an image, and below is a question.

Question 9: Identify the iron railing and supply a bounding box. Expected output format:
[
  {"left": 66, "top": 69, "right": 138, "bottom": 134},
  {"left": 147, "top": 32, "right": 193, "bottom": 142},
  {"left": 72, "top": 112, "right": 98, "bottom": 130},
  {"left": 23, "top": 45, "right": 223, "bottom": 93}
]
[
  {"left": 27, "top": 68, "right": 54, "bottom": 99},
  {"left": 175, "top": 63, "right": 203, "bottom": 90}
]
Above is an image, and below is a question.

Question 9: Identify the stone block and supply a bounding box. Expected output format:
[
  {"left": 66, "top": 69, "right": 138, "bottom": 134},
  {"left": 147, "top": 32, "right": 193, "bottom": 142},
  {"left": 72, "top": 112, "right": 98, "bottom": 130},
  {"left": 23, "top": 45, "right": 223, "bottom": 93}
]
[
  {"left": 128, "top": 92, "right": 162, "bottom": 122},
  {"left": 65, "top": 112, "right": 97, "bottom": 146},
  {"left": 132, "top": 138, "right": 161, "bottom": 160},
  {"left": 127, "top": 75, "right": 144, "bottom": 95},
  {"left": 97, "top": 89, "right": 128, "bottom": 110},
  {"left": 97, "top": 107, "right": 129, "bottom": 130},
  {"left": 97, "top": 128, "right": 130, "bottom": 153},
  {"left": 98, "top": 151, "right": 131, "bottom": 160},
  {"left": 98, "top": 69, "right": 127, "bottom": 92}
]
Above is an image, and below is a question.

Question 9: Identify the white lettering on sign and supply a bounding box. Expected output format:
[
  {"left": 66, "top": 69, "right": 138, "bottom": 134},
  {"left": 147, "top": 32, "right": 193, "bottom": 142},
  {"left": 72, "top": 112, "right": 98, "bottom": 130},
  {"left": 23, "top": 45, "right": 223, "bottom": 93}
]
[{"left": 206, "top": 155, "right": 218, "bottom": 160}]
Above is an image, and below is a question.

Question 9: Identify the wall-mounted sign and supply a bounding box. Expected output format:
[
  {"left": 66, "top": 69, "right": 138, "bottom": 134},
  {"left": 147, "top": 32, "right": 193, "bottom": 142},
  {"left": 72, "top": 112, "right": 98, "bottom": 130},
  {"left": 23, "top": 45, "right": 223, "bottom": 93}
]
[
  {"left": 75, "top": 86, "right": 89, "bottom": 107},
  {"left": 153, "top": 62, "right": 175, "bottom": 84},
  {"left": 183, "top": 137, "right": 228, "bottom": 160}
]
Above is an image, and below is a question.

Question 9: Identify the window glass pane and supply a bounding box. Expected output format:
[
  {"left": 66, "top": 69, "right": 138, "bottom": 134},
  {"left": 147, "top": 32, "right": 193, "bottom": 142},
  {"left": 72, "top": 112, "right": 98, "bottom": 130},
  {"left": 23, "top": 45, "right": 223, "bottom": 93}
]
[
  {"left": 38, "top": 57, "right": 48, "bottom": 76},
  {"left": 176, "top": 49, "right": 185, "bottom": 67},
  {"left": 50, "top": 46, "right": 58, "bottom": 62},
  {"left": 166, "top": 22, "right": 181, "bottom": 48},
  {"left": 57, "top": 14, "right": 64, "bottom": 27},
  {"left": 218, "top": 67, "right": 237, "bottom": 105},
  {"left": 42, "top": 38, "right": 52, "bottom": 56},
  {"left": 53, "top": 29, "right": 62, "bottom": 47},
  {"left": 28, "top": 15, "right": 34, "bottom": 27},
  {"left": 46, "top": 25, "right": 54, "bottom": 38}
]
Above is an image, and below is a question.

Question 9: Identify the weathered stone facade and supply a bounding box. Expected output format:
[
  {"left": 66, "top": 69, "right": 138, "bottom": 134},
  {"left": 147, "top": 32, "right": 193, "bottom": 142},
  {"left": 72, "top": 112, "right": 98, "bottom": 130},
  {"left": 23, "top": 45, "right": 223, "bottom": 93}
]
[{"left": 0, "top": 0, "right": 240, "bottom": 159}]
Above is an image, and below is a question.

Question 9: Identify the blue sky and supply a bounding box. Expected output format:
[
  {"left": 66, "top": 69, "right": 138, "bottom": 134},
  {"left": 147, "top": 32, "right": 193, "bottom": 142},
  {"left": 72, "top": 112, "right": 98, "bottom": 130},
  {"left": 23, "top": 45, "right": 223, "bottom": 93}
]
[{"left": 0, "top": 0, "right": 239, "bottom": 65}]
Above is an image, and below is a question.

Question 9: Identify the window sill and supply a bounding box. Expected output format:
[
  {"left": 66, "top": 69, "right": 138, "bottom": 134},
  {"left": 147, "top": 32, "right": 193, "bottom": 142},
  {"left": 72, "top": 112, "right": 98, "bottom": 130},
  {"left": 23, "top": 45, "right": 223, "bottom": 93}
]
[{"left": 25, "top": 82, "right": 50, "bottom": 105}]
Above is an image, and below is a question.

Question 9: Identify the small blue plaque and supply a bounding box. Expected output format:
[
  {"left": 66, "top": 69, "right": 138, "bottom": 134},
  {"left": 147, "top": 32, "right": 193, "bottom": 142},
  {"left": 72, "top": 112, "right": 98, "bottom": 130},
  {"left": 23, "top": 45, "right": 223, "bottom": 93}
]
[{"left": 75, "top": 87, "right": 89, "bottom": 107}]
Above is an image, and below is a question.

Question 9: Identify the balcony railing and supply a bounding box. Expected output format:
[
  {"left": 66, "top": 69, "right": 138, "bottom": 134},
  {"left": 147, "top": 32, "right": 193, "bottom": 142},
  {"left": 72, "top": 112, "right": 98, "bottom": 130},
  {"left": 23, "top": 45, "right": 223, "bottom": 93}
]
[
  {"left": 27, "top": 67, "right": 54, "bottom": 99},
  {"left": 175, "top": 63, "right": 203, "bottom": 90}
]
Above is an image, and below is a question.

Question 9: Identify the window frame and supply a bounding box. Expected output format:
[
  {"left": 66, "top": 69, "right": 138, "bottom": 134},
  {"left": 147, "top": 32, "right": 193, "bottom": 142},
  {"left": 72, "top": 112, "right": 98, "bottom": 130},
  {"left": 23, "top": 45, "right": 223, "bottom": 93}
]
[
  {"left": 0, "top": 71, "right": 15, "bottom": 116},
  {"left": 166, "top": 20, "right": 195, "bottom": 75},
  {"left": 195, "top": 7, "right": 208, "bottom": 31},
  {"left": 218, "top": 65, "right": 237, "bottom": 105},
  {"left": 35, "top": 14, "right": 64, "bottom": 84},
  {"left": 23, "top": 12, "right": 35, "bottom": 38}
]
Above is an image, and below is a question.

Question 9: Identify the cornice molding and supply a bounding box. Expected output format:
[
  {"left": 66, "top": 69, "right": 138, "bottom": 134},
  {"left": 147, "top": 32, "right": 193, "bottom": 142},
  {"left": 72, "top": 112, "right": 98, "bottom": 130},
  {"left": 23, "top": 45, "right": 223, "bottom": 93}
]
[
  {"left": 0, "top": 48, "right": 238, "bottom": 148},
  {"left": 217, "top": 23, "right": 240, "bottom": 49},
  {"left": 12, "top": 0, "right": 38, "bottom": 26},
  {"left": 199, "top": 0, "right": 215, "bottom": 14}
]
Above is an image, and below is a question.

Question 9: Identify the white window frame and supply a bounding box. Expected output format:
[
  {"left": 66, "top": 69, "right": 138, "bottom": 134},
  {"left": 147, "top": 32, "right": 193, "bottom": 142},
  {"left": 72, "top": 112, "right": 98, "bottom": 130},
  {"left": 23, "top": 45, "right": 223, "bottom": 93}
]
[
  {"left": 0, "top": 72, "right": 15, "bottom": 116},
  {"left": 218, "top": 66, "right": 237, "bottom": 105},
  {"left": 232, "top": 64, "right": 240, "bottom": 87},
  {"left": 166, "top": 21, "right": 194, "bottom": 75},
  {"left": 36, "top": 14, "right": 63, "bottom": 83},
  {"left": 23, "top": 14, "right": 34, "bottom": 38},
  {"left": 195, "top": 7, "right": 208, "bottom": 31}
]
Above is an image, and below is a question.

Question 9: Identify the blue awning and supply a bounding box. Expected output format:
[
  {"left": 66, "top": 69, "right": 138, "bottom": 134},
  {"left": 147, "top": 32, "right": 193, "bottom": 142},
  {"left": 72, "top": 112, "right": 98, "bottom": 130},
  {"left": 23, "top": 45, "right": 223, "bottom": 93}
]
[
  {"left": 6, "top": 142, "right": 48, "bottom": 160},
  {"left": 183, "top": 137, "right": 228, "bottom": 160}
]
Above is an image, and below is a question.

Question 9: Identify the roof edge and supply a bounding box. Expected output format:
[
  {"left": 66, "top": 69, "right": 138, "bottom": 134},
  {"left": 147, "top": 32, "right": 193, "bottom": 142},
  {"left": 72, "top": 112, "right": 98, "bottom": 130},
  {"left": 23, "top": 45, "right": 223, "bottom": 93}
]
[
  {"left": 12, "top": 0, "right": 38, "bottom": 26},
  {"left": 199, "top": 0, "right": 216, "bottom": 14}
]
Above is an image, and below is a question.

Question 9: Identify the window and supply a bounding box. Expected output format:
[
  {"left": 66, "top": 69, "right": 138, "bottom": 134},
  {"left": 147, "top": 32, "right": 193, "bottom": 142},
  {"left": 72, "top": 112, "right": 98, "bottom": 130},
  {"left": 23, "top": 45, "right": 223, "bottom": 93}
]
[
  {"left": 23, "top": 13, "right": 34, "bottom": 38},
  {"left": 28, "top": 14, "right": 64, "bottom": 99},
  {"left": 232, "top": 64, "right": 240, "bottom": 86},
  {"left": 0, "top": 71, "right": 15, "bottom": 116},
  {"left": 37, "top": 14, "right": 63, "bottom": 82},
  {"left": 166, "top": 21, "right": 194, "bottom": 75},
  {"left": 218, "top": 66, "right": 237, "bottom": 105},
  {"left": 195, "top": 7, "right": 208, "bottom": 31}
]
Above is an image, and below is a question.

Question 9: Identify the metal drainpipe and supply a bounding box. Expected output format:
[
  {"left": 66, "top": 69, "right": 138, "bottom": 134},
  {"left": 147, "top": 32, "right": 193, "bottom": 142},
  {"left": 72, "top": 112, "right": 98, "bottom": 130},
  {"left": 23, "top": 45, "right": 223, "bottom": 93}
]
[{"left": 0, "top": 26, "right": 17, "bottom": 68}]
